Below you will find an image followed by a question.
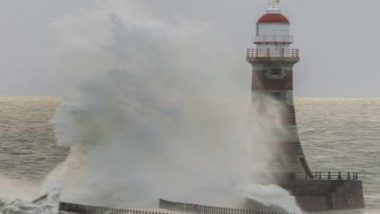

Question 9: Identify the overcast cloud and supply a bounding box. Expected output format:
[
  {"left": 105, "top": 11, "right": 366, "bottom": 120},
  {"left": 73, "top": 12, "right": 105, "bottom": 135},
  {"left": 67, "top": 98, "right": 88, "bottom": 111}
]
[{"left": 0, "top": 0, "right": 379, "bottom": 97}]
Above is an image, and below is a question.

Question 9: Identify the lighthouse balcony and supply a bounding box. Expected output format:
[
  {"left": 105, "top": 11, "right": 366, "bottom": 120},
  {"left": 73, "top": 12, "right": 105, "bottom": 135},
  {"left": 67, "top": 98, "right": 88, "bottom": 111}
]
[
  {"left": 254, "top": 35, "right": 293, "bottom": 44},
  {"left": 246, "top": 48, "right": 299, "bottom": 62}
]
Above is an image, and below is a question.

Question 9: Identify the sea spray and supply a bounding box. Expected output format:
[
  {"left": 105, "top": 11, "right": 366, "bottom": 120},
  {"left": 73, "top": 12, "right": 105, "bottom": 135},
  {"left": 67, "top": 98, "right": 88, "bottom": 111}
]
[
  {"left": 47, "top": 71, "right": 259, "bottom": 208},
  {"left": 0, "top": 175, "right": 40, "bottom": 202},
  {"left": 0, "top": 175, "right": 60, "bottom": 213},
  {"left": 0, "top": 190, "right": 59, "bottom": 214},
  {"left": 242, "top": 183, "right": 301, "bottom": 213},
  {"left": 42, "top": 0, "right": 301, "bottom": 212}
]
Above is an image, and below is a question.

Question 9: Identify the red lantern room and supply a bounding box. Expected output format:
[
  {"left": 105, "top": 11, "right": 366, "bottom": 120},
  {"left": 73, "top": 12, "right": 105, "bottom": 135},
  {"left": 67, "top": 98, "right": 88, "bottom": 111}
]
[{"left": 253, "top": 2, "right": 295, "bottom": 58}]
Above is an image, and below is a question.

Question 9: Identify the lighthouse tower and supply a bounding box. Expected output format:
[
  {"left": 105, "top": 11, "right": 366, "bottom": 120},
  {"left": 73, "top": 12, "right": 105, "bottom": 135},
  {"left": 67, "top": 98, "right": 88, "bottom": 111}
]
[
  {"left": 246, "top": 1, "right": 313, "bottom": 180},
  {"left": 245, "top": 2, "right": 364, "bottom": 212}
]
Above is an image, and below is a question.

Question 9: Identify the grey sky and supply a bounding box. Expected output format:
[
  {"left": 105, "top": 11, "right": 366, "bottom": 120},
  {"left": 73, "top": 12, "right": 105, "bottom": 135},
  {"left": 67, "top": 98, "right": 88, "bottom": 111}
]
[{"left": 0, "top": 0, "right": 379, "bottom": 97}]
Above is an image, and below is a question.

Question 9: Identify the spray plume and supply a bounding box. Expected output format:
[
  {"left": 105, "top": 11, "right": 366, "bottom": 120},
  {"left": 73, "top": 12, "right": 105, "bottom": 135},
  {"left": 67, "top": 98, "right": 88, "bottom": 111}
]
[{"left": 41, "top": 0, "right": 301, "bottom": 212}]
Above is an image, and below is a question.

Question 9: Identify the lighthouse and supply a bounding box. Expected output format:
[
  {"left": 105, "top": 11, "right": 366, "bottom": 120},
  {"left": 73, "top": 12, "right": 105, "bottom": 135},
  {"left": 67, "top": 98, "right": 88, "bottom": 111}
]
[
  {"left": 246, "top": 1, "right": 364, "bottom": 212},
  {"left": 246, "top": 0, "right": 312, "bottom": 180}
]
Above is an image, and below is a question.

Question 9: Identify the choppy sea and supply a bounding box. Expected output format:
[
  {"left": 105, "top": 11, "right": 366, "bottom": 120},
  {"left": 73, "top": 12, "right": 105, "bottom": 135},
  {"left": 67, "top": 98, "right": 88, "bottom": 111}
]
[{"left": 0, "top": 97, "right": 378, "bottom": 213}]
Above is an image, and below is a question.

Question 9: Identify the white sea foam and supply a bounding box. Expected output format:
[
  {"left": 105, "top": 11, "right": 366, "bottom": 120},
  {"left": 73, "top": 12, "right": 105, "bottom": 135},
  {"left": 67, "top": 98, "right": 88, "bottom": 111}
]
[
  {"left": 243, "top": 183, "right": 302, "bottom": 213},
  {"left": 0, "top": 190, "right": 59, "bottom": 214},
  {"left": 0, "top": 175, "right": 40, "bottom": 202}
]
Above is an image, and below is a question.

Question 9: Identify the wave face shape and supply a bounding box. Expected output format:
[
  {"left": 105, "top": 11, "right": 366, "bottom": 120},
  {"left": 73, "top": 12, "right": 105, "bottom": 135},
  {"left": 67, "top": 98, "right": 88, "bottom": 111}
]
[
  {"left": 0, "top": 191, "right": 59, "bottom": 214},
  {"left": 44, "top": 0, "right": 301, "bottom": 212}
]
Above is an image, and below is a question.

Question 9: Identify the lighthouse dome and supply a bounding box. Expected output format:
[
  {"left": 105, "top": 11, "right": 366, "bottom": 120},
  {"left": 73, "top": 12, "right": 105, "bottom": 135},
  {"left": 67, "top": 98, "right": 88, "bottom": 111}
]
[{"left": 257, "top": 13, "right": 290, "bottom": 24}]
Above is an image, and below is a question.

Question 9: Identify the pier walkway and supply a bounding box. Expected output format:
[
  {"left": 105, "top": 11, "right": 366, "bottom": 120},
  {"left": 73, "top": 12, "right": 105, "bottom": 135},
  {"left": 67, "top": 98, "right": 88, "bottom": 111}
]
[{"left": 59, "top": 199, "right": 300, "bottom": 214}]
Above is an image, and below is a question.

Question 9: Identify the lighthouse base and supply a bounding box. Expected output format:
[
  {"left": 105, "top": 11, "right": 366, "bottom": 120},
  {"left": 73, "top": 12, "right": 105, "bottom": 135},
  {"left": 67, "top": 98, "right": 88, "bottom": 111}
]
[
  {"left": 294, "top": 180, "right": 364, "bottom": 212},
  {"left": 278, "top": 173, "right": 364, "bottom": 212}
]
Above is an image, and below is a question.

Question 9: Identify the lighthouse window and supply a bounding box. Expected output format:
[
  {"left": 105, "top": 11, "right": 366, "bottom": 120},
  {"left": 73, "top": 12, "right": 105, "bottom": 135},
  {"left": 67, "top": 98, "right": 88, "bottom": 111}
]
[
  {"left": 270, "top": 68, "right": 281, "bottom": 76},
  {"left": 265, "top": 68, "right": 284, "bottom": 79}
]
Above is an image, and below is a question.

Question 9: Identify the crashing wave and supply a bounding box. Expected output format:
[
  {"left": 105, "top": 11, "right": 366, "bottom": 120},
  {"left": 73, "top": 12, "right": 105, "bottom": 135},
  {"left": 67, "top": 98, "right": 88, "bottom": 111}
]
[{"left": 0, "top": 191, "right": 59, "bottom": 214}]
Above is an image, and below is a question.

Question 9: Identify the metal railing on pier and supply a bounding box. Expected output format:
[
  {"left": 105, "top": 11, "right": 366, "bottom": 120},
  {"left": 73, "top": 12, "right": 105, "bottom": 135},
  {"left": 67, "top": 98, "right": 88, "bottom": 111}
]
[
  {"left": 159, "top": 199, "right": 300, "bottom": 214},
  {"left": 246, "top": 48, "right": 299, "bottom": 59},
  {"left": 60, "top": 200, "right": 301, "bottom": 214},
  {"left": 59, "top": 202, "right": 172, "bottom": 214},
  {"left": 299, "top": 172, "right": 359, "bottom": 181}
]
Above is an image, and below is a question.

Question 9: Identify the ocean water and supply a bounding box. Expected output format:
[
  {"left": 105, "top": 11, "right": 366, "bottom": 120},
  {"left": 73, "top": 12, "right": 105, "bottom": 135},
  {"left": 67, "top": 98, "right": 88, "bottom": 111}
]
[
  {"left": 0, "top": 97, "right": 379, "bottom": 213},
  {"left": 296, "top": 98, "right": 380, "bottom": 214}
]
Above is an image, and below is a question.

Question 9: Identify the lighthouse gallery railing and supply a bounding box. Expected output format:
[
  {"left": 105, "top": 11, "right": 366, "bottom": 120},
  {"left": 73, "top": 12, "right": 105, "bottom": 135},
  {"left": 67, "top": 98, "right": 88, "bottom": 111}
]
[{"left": 246, "top": 48, "right": 299, "bottom": 59}]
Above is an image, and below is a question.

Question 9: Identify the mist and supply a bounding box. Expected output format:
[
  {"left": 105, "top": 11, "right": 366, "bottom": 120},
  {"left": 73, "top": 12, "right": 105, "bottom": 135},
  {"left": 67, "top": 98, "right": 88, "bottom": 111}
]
[{"left": 40, "top": 0, "right": 300, "bottom": 212}]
